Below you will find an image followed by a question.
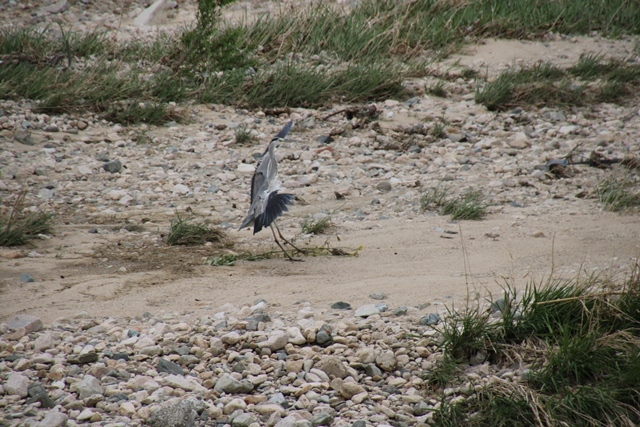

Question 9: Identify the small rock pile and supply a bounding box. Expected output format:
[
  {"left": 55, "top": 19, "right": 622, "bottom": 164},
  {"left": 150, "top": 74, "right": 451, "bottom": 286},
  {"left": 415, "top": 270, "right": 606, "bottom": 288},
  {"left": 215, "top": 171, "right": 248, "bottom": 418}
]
[{"left": 0, "top": 301, "right": 518, "bottom": 427}]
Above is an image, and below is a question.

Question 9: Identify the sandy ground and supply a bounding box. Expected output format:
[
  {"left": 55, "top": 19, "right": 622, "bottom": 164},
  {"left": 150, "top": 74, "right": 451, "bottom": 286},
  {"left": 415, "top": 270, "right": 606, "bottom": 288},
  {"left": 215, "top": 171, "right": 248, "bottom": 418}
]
[{"left": 1, "top": 1, "right": 639, "bottom": 324}]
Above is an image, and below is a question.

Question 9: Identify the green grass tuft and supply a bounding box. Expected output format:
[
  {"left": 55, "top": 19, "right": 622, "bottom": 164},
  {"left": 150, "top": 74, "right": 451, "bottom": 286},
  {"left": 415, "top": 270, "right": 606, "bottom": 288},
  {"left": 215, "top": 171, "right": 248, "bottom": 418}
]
[
  {"left": 596, "top": 172, "right": 640, "bottom": 212},
  {"left": 301, "top": 215, "right": 332, "bottom": 235},
  {"left": 0, "top": 193, "right": 53, "bottom": 247},
  {"left": 166, "top": 215, "right": 226, "bottom": 246}
]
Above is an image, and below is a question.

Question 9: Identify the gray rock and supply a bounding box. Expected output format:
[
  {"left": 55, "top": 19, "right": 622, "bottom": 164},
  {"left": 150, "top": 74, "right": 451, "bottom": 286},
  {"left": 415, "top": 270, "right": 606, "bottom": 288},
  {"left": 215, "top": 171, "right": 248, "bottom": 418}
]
[
  {"left": 38, "top": 188, "right": 55, "bottom": 199},
  {"left": 232, "top": 413, "right": 256, "bottom": 427},
  {"left": 73, "top": 374, "right": 104, "bottom": 399},
  {"left": 316, "top": 356, "right": 348, "bottom": 379},
  {"left": 7, "top": 314, "right": 43, "bottom": 333},
  {"left": 44, "top": 124, "right": 59, "bottom": 132},
  {"left": 419, "top": 313, "right": 441, "bottom": 326},
  {"left": 27, "top": 382, "right": 55, "bottom": 408},
  {"left": 393, "top": 306, "right": 408, "bottom": 316},
  {"left": 351, "top": 421, "right": 367, "bottom": 427},
  {"left": 13, "top": 128, "right": 33, "bottom": 145},
  {"left": 36, "top": 411, "right": 68, "bottom": 427},
  {"left": 257, "top": 330, "right": 289, "bottom": 351},
  {"left": 364, "top": 363, "right": 383, "bottom": 378},
  {"left": 67, "top": 352, "right": 99, "bottom": 364},
  {"left": 214, "top": 374, "right": 254, "bottom": 394},
  {"left": 310, "top": 412, "right": 334, "bottom": 427},
  {"left": 268, "top": 392, "right": 288, "bottom": 406},
  {"left": 316, "top": 135, "right": 334, "bottom": 144},
  {"left": 368, "top": 293, "right": 387, "bottom": 300},
  {"left": 375, "top": 350, "right": 397, "bottom": 372},
  {"left": 376, "top": 180, "right": 392, "bottom": 192},
  {"left": 315, "top": 328, "right": 333, "bottom": 347},
  {"left": 158, "top": 358, "right": 184, "bottom": 376},
  {"left": 330, "top": 301, "right": 351, "bottom": 310},
  {"left": 148, "top": 400, "right": 196, "bottom": 427},
  {"left": 103, "top": 159, "right": 122, "bottom": 173},
  {"left": 5, "top": 372, "right": 29, "bottom": 397},
  {"left": 414, "top": 401, "right": 430, "bottom": 416},
  {"left": 34, "top": 333, "right": 55, "bottom": 352},
  {"left": 40, "top": 0, "right": 69, "bottom": 14},
  {"left": 19, "top": 273, "right": 35, "bottom": 283},
  {"left": 354, "top": 304, "right": 380, "bottom": 318}
]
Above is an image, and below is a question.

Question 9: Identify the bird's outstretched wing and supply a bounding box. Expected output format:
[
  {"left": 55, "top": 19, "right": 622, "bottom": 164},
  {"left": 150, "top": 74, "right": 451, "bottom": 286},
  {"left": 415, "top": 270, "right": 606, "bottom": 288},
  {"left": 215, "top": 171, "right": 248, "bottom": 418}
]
[{"left": 253, "top": 191, "right": 294, "bottom": 234}]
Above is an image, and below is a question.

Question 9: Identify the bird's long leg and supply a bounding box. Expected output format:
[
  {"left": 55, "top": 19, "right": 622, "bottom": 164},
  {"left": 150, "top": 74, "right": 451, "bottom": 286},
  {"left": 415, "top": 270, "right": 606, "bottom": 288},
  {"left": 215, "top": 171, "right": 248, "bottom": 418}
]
[
  {"left": 270, "top": 225, "right": 302, "bottom": 262},
  {"left": 274, "top": 220, "right": 306, "bottom": 255}
]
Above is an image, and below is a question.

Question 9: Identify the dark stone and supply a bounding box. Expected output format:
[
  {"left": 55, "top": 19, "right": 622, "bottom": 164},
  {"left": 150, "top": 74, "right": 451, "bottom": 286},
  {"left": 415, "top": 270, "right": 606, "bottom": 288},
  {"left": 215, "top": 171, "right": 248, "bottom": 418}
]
[
  {"left": 103, "top": 160, "right": 122, "bottom": 173},
  {"left": 315, "top": 329, "right": 333, "bottom": 347},
  {"left": 352, "top": 421, "right": 367, "bottom": 427},
  {"left": 13, "top": 129, "right": 33, "bottom": 145},
  {"left": 3, "top": 354, "right": 23, "bottom": 362},
  {"left": 127, "top": 329, "right": 139, "bottom": 338},
  {"left": 174, "top": 345, "right": 190, "bottom": 356},
  {"left": 369, "top": 293, "right": 386, "bottom": 300},
  {"left": 111, "top": 352, "right": 130, "bottom": 361},
  {"left": 251, "top": 313, "right": 271, "bottom": 323},
  {"left": 26, "top": 383, "right": 55, "bottom": 409},
  {"left": 364, "top": 363, "right": 383, "bottom": 378},
  {"left": 316, "top": 135, "right": 334, "bottom": 144},
  {"left": 157, "top": 358, "right": 184, "bottom": 376},
  {"left": 393, "top": 306, "right": 408, "bottom": 316},
  {"left": 67, "top": 352, "right": 99, "bottom": 364},
  {"left": 418, "top": 313, "right": 441, "bottom": 326},
  {"left": 19, "top": 274, "right": 35, "bottom": 283},
  {"left": 147, "top": 400, "right": 197, "bottom": 427},
  {"left": 310, "top": 412, "right": 334, "bottom": 427},
  {"left": 330, "top": 301, "right": 351, "bottom": 310}
]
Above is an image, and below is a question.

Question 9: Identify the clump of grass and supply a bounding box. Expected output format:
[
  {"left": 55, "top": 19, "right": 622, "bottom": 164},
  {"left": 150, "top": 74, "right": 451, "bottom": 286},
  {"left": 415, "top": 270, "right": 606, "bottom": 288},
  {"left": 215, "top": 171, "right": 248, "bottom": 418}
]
[
  {"left": 424, "top": 355, "right": 461, "bottom": 389},
  {"left": 234, "top": 125, "right": 253, "bottom": 144},
  {"left": 429, "top": 266, "right": 640, "bottom": 426},
  {"left": 420, "top": 186, "right": 449, "bottom": 211},
  {"left": 0, "top": 193, "right": 53, "bottom": 247},
  {"left": 301, "top": 215, "right": 332, "bottom": 235},
  {"left": 426, "top": 80, "right": 448, "bottom": 97},
  {"left": 475, "top": 57, "right": 640, "bottom": 111},
  {"left": 166, "top": 215, "right": 225, "bottom": 246},
  {"left": 431, "top": 121, "right": 447, "bottom": 139},
  {"left": 204, "top": 253, "right": 237, "bottom": 266},
  {"left": 596, "top": 172, "right": 640, "bottom": 212},
  {"left": 421, "top": 187, "right": 487, "bottom": 220}
]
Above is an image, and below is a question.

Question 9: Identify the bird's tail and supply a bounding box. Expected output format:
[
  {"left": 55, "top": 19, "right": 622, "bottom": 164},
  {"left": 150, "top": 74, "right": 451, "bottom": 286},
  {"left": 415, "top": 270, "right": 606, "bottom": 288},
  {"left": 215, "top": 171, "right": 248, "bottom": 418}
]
[{"left": 253, "top": 192, "right": 294, "bottom": 234}]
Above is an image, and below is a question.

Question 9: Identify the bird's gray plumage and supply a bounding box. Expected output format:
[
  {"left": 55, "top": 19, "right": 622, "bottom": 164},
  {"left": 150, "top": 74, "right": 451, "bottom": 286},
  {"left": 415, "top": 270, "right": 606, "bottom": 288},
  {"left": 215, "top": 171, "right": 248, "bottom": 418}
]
[{"left": 239, "top": 121, "right": 294, "bottom": 235}]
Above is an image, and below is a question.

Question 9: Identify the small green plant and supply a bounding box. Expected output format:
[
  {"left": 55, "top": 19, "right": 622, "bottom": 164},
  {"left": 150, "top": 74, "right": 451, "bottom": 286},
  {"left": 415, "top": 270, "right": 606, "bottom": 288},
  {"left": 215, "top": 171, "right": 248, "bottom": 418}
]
[
  {"left": 301, "top": 215, "right": 332, "bottom": 235},
  {"left": 420, "top": 186, "right": 449, "bottom": 212},
  {"left": 423, "top": 355, "right": 460, "bottom": 389},
  {"left": 0, "top": 192, "right": 53, "bottom": 247},
  {"left": 430, "top": 266, "right": 640, "bottom": 426},
  {"left": 432, "top": 121, "right": 447, "bottom": 139},
  {"left": 426, "top": 80, "right": 448, "bottom": 97},
  {"left": 596, "top": 172, "right": 640, "bottom": 212},
  {"left": 234, "top": 125, "right": 253, "bottom": 144},
  {"left": 205, "top": 253, "right": 237, "bottom": 266},
  {"left": 166, "top": 215, "right": 225, "bottom": 246},
  {"left": 441, "top": 190, "right": 487, "bottom": 220}
]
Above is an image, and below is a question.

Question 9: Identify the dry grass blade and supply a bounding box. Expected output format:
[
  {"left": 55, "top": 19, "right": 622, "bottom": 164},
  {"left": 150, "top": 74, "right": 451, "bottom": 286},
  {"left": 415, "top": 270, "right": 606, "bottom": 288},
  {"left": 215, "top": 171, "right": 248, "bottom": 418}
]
[
  {"left": 0, "top": 191, "right": 54, "bottom": 247},
  {"left": 166, "top": 215, "right": 226, "bottom": 246}
]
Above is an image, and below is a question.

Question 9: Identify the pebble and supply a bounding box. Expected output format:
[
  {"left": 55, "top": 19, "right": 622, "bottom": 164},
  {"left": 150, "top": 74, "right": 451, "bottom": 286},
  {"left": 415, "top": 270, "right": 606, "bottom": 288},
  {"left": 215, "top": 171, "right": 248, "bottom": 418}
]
[
  {"left": 19, "top": 273, "right": 35, "bottom": 283},
  {"left": 103, "top": 159, "right": 122, "bottom": 173}
]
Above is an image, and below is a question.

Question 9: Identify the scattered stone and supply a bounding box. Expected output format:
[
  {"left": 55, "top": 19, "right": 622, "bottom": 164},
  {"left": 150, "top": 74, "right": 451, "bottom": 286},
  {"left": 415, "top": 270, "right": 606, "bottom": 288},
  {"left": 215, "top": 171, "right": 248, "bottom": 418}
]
[
  {"left": 376, "top": 180, "right": 392, "bottom": 192},
  {"left": 148, "top": 400, "right": 196, "bottom": 427},
  {"left": 27, "top": 382, "right": 55, "bottom": 408},
  {"left": 13, "top": 128, "right": 33, "bottom": 145},
  {"left": 36, "top": 411, "right": 68, "bottom": 427},
  {"left": 67, "top": 352, "right": 99, "bottom": 364},
  {"left": 375, "top": 350, "right": 397, "bottom": 372},
  {"left": 214, "top": 374, "right": 254, "bottom": 394},
  {"left": 72, "top": 374, "right": 104, "bottom": 399},
  {"left": 5, "top": 372, "right": 29, "bottom": 397},
  {"left": 103, "top": 159, "right": 122, "bottom": 173},
  {"left": 19, "top": 273, "right": 35, "bottom": 283},
  {"left": 419, "top": 313, "right": 441, "bottom": 326},
  {"left": 354, "top": 304, "right": 380, "bottom": 318},
  {"left": 310, "top": 412, "right": 334, "bottom": 426},
  {"left": 158, "top": 358, "right": 184, "bottom": 376},
  {"left": 331, "top": 301, "right": 351, "bottom": 310},
  {"left": 368, "top": 293, "right": 387, "bottom": 300}
]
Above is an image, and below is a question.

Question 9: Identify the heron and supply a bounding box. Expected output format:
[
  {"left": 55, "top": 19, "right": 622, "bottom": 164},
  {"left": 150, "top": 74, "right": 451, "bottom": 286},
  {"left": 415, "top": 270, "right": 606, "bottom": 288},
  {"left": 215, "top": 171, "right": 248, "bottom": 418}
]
[{"left": 239, "top": 121, "right": 304, "bottom": 261}]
